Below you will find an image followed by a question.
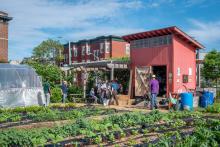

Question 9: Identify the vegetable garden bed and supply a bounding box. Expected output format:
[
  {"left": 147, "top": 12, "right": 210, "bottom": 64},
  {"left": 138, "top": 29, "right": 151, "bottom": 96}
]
[
  {"left": 0, "top": 105, "right": 122, "bottom": 129},
  {"left": 1, "top": 106, "right": 220, "bottom": 146}
]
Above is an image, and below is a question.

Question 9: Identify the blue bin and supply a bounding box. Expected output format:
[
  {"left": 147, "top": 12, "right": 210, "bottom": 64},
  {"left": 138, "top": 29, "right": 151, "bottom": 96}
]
[
  {"left": 200, "top": 91, "right": 214, "bottom": 108},
  {"left": 180, "top": 92, "right": 193, "bottom": 110}
]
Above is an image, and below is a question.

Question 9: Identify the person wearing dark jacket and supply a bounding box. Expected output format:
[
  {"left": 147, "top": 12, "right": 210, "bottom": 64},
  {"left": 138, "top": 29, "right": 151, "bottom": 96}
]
[{"left": 43, "top": 81, "right": 51, "bottom": 106}]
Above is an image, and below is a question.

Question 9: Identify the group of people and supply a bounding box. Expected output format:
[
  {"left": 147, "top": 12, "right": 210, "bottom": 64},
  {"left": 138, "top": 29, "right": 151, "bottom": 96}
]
[
  {"left": 43, "top": 80, "right": 68, "bottom": 106},
  {"left": 89, "top": 79, "right": 122, "bottom": 106},
  {"left": 43, "top": 74, "right": 160, "bottom": 110}
]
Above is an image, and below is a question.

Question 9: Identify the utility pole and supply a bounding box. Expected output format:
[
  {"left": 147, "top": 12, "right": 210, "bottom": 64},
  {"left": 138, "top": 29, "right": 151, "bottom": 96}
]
[{"left": 68, "top": 41, "right": 71, "bottom": 65}]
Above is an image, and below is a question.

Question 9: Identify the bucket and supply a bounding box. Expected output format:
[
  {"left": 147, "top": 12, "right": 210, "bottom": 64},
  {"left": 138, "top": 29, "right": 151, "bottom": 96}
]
[
  {"left": 200, "top": 91, "right": 214, "bottom": 108},
  {"left": 180, "top": 92, "right": 193, "bottom": 110}
]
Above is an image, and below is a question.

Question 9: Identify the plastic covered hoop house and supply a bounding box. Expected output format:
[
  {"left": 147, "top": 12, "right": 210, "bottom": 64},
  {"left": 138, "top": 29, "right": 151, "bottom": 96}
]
[{"left": 0, "top": 64, "right": 46, "bottom": 108}]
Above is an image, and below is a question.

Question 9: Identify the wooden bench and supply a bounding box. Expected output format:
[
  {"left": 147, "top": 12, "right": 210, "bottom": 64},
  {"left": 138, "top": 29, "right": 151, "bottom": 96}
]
[
  {"left": 69, "top": 94, "right": 84, "bottom": 103},
  {"left": 69, "top": 94, "right": 97, "bottom": 103}
]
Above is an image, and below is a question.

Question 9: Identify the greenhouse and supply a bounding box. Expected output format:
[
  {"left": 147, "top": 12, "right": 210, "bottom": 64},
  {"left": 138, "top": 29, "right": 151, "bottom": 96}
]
[{"left": 0, "top": 64, "right": 45, "bottom": 107}]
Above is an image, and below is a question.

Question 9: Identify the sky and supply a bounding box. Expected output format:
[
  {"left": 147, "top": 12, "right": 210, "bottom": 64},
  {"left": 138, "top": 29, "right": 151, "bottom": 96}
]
[{"left": 0, "top": 0, "right": 220, "bottom": 60}]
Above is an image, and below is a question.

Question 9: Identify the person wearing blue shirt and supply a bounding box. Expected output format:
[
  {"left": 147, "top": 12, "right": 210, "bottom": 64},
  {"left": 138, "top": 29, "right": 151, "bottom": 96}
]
[
  {"left": 61, "top": 81, "right": 68, "bottom": 103},
  {"left": 111, "top": 80, "right": 119, "bottom": 105}
]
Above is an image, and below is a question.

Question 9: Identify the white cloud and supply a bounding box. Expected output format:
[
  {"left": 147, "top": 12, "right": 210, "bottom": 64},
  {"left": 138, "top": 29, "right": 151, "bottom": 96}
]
[
  {"left": 0, "top": 0, "right": 143, "bottom": 60},
  {"left": 146, "top": 0, "right": 173, "bottom": 8},
  {"left": 188, "top": 19, "right": 220, "bottom": 45}
]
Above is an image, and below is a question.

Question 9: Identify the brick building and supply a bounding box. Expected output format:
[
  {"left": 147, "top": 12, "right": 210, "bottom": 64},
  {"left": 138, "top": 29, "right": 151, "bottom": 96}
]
[
  {"left": 63, "top": 35, "right": 130, "bottom": 65},
  {"left": 0, "top": 11, "right": 12, "bottom": 62}
]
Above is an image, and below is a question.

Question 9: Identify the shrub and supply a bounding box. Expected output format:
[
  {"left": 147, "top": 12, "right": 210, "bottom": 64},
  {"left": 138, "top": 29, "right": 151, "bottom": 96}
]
[
  {"left": 67, "top": 85, "right": 83, "bottom": 101},
  {"left": 206, "top": 103, "right": 220, "bottom": 113},
  {"left": 50, "top": 87, "right": 62, "bottom": 103},
  {"left": 68, "top": 85, "right": 83, "bottom": 95}
]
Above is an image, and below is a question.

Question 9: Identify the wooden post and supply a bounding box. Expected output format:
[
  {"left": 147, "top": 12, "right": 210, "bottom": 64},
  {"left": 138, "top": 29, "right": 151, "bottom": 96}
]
[
  {"left": 111, "top": 67, "right": 114, "bottom": 80},
  {"left": 128, "top": 69, "right": 133, "bottom": 100},
  {"left": 83, "top": 70, "right": 87, "bottom": 99}
]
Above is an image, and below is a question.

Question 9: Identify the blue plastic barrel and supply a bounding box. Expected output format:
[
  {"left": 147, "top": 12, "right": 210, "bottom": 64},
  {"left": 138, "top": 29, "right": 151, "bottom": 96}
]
[
  {"left": 200, "top": 91, "right": 214, "bottom": 108},
  {"left": 180, "top": 92, "right": 193, "bottom": 110}
]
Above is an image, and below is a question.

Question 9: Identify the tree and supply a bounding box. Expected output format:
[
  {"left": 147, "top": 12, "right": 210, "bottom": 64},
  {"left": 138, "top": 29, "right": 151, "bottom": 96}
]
[
  {"left": 26, "top": 60, "right": 63, "bottom": 87},
  {"left": 202, "top": 50, "right": 220, "bottom": 86},
  {"left": 33, "top": 39, "right": 64, "bottom": 65}
]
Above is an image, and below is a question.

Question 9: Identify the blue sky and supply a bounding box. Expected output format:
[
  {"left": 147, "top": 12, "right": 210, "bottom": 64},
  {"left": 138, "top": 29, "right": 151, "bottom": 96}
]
[{"left": 1, "top": 0, "right": 220, "bottom": 60}]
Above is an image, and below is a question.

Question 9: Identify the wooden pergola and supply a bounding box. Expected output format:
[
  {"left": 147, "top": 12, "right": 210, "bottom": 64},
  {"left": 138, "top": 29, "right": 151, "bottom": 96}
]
[
  {"left": 61, "top": 60, "right": 131, "bottom": 99},
  {"left": 61, "top": 60, "right": 130, "bottom": 80}
]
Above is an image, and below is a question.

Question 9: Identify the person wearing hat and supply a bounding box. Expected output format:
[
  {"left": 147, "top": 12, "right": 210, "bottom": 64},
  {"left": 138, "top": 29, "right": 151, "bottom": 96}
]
[
  {"left": 61, "top": 81, "right": 68, "bottom": 103},
  {"left": 149, "top": 75, "right": 159, "bottom": 110}
]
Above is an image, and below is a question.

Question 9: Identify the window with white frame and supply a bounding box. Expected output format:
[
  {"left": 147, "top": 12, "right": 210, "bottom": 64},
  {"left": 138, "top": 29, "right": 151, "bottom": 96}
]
[
  {"left": 64, "top": 54, "right": 68, "bottom": 62},
  {"left": 100, "top": 42, "right": 104, "bottom": 53},
  {"left": 86, "top": 43, "right": 90, "bottom": 55},
  {"left": 93, "top": 50, "right": 99, "bottom": 60},
  {"left": 73, "top": 47, "right": 78, "bottom": 57},
  {"left": 105, "top": 42, "right": 110, "bottom": 53},
  {"left": 125, "top": 44, "right": 130, "bottom": 55},
  {"left": 82, "top": 46, "right": 86, "bottom": 56}
]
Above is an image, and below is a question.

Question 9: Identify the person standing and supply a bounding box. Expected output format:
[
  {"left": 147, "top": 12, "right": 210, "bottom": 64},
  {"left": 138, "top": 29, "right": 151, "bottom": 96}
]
[
  {"left": 149, "top": 75, "right": 159, "bottom": 110},
  {"left": 61, "top": 81, "right": 68, "bottom": 103},
  {"left": 43, "top": 80, "right": 51, "bottom": 106},
  {"left": 90, "top": 88, "right": 98, "bottom": 104},
  {"left": 111, "top": 80, "right": 119, "bottom": 105}
]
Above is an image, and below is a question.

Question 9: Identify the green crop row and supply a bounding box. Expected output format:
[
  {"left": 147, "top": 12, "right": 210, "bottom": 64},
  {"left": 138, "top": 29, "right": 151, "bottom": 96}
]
[
  {"left": 0, "top": 107, "right": 116, "bottom": 123},
  {"left": 0, "top": 103, "right": 77, "bottom": 113},
  {"left": 150, "top": 118, "right": 220, "bottom": 147},
  {"left": 0, "top": 110, "right": 205, "bottom": 146}
]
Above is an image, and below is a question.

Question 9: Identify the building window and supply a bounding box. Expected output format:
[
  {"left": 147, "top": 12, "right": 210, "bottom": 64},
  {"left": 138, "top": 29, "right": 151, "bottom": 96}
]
[
  {"left": 86, "top": 43, "right": 90, "bottom": 55},
  {"left": 130, "top": 35, "right": 172, "bottom": 49},
  {"left": 64, "top": 54, "right": 68, "bottom": 62},
  {"left": 87, "top": 59, "right": 90, "bottom": 62},
  {"left": 105, "top": 42, "right": 110, "bottom": 53},
  {"left": 73, "top": 47, "right": 78, "bottom": 57},
  {"left": 125, "top": 44, "right": 130, "bottom": 55},
  {"left": 82, "top": 60, "right": 85, "bottom": 62},
  {"left": 94, "top": 50, "right": 99, "bottom": 60},
  {"left": 100, "top": 42, "right": 104, "bottom": 53},
  {"left": 82, "top": 46, "right": 86, "bottom": 56}
]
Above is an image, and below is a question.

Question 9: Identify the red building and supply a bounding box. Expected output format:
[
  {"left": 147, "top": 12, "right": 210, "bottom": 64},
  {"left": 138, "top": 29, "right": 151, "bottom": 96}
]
[
  {"left": 63, "top": 35, "right": 130, "bottom": 65},
  {"left": 123, "top": 26, "right": 204, "bottom": 97},
  {"left": 0, "top": 11, "right": 12, "bottom": 62}
]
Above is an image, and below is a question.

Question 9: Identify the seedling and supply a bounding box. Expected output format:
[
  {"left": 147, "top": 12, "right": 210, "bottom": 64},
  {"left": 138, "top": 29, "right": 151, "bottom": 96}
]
[{"left": 131, "top": 130, "right": 139, "bottom": 136}]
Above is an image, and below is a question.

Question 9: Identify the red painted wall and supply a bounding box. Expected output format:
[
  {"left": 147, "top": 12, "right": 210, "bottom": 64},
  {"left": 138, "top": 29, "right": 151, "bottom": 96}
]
[
  {"left": 172, "top": 35, "right": 197, "bottom": 93},
  {"left": 131, "top": 35, "right": 197, "bottom": 96},
  {"left": 111, "top": 40, "right": 129, "bottom": 58},
  {"left": 131, "top": 44, "right": 173, "bottom": 95}
]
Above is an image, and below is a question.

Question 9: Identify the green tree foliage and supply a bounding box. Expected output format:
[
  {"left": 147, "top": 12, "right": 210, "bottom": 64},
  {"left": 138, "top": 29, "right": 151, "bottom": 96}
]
[
  {"left": 33, "top": 39, "right": 64, "bottom": 64},
  {"left": 26, "top": 61, "right": 63, "bottom": 86},
  {"left": 202, "top": 50, "right": 220, "bottom": 82}
]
